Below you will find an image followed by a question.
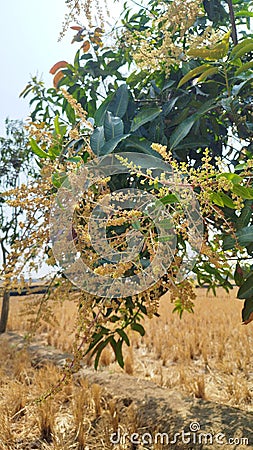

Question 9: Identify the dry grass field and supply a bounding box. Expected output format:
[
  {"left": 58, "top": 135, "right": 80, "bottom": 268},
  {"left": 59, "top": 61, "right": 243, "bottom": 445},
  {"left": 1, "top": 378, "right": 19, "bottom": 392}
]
[{"left": 0, "top": 287, "right": 252, "bottom": 449}]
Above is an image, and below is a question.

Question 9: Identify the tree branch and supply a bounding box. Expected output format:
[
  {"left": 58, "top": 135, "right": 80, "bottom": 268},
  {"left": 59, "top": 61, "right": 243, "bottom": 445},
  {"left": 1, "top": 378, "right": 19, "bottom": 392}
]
[{"left": 227, "top": 0, "right": 238, "bottom": 45}]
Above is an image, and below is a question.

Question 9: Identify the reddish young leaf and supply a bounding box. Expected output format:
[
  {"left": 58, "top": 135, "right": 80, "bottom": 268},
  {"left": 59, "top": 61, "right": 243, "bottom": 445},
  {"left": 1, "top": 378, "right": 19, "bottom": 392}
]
[
  {"left": 53, "top": 71, "right": 64, "bottom": 89},
  {"left": 70, "top": 25, "right": 83, "bottom": 31},
  {"left": 82, "top": 40, "right": 91, "bottom": 53},
  {"left": 50, "top": 61, "right": 68, "bottom": 75}
]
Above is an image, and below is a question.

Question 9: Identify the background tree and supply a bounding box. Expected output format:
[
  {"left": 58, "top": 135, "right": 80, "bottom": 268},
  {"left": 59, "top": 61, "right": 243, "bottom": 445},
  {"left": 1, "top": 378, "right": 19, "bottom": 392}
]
[{"left": 0, "top": 120, "right": 36, "bottom": 332}]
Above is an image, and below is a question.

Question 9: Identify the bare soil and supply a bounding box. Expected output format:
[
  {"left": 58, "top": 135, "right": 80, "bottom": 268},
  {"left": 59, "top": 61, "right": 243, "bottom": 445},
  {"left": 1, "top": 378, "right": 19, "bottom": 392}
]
[{"left": 1, "top": 330, "right": 252, "bottom": 450}]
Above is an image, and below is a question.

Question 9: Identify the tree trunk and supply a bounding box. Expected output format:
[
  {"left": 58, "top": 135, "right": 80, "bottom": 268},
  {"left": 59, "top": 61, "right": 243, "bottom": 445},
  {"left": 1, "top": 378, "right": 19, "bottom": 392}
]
[{"left": 0, "top": 290, "right": 10, "bottom": 333}]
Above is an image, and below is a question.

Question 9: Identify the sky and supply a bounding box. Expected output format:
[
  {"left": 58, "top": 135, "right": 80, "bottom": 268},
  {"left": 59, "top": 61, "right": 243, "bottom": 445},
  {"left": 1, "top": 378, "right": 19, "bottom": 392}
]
[{"left": 0, "top": 0, "right": 123, "bottom": 135}]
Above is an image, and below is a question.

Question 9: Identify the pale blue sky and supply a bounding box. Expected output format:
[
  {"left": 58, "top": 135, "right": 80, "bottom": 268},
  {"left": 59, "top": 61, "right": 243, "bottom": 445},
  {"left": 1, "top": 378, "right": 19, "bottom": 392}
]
[{"left": 0, "top": 0, "right": 122, "bottom": 135}]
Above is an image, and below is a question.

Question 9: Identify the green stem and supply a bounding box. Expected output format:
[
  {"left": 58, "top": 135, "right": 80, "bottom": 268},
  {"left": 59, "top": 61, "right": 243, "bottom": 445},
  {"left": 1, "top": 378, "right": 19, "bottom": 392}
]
[{"left": 223, "top": 67, "right": 231, "bottom": 97}]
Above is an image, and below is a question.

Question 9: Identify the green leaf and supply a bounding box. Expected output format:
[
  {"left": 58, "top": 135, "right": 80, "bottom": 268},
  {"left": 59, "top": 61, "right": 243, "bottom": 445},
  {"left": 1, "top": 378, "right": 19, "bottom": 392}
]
[
  {"left": 236, "top": 201, "right": 253, "bottom": 228},
  {"left": 197, "top": 67, "right": 219, "bottom": 83},
  {"left": 223, "top": 225, "right": 253, "bottom": 250},
  {"left": 19, "top": 83, "right": 33, "bottom": 98},
  {"left": 104, "top": 112, "right": 124, "bottom": 141},
  {"left": 100, "top": 134, "right": 130, "bottom": 156},
  {"left": 177, "top": 64, "right": 212, "bottom": 87},
  {"left": 169, "top": 100, "right": 216, "bottom": 150},
  {"left": 234, "top": 262, "right": 244, "bottom": 287},
  {"left": 232, "top": 184, "right": 253, "bottom": 199},
  {"left": 65, "top": 102, "right": 76, "bottom": 124},
  {"left": 156, "top": 235, "right": 175, "bottom": 243},
  {"left": 159, "top": 218, "right": 174, "bottom": 230},
  {"left": 162, "top": 97, "right": 179, "bottom": 116},
  {"left": 80, "top": 53, "right": 93, "bottom": 60},
  {"left": 30, "top": 138, "right": 49, "bottom": 159},
  {"left": 51, "top": 172, "right": 68, "bottom": 188},
  {"left": 132, "top": 220, "right": 141, "bottom": 231},
  {"left": 174, "top": 139, "right": 208, "bottom": 149},
  {"left": 131, "top": 322, "right": 145, "bottom": 336},
  {"left": 126, "top": 70, "right": 149, "bottom": 86},
  {"left": 238, "top": 273, "right": 253, "bottom": 300},
  {"left": 232, "top": 74, "right": 253, "bottom": 96},
  {"left": 116, "top": 329, "right": 130, "bottom": 346},
  {"left": 169, "top": 116, "right": 196, "bottom": 151},
  {"left": 90, "top": 127, "right": 105, "bottom": 155},
  {"left": 66, "top": 156, "right": 83, "bottom": 163},
  {"left": 210, "top": 192, "right": 224, "bottom": 207},
  {"left": 85, "top": 327, "right": 110, "bottom": 355},
  {"left": 48, "top": 145, "right": 61, "bottom": 158},
  {"left": 235, "top": 10, "right": 253, "bottom": 18},
  {"left": 161, "top": 80, "right": 175, "bottom": 91},
  {"left": 235, "top": 61, "right": 253, "bottom": 76},
  {"left": 217, "top": 173, "right": 242, "bottom": 184},
  {"left": 93, "top": 336, "right": 112, "bottom": 370},
  {"left": 148, "top": 115, "right": 167, "bottom": 145},
  {"left": 124, "top": 136, "right": 163, "bottom": 158},
  {"left": 187, "top": 33, "right": 229, "bottom": 60},
  {"left": 74, "top": 49, "right": 80, "bottom": 69},
  {"left": 94, "top": 93, "right": 114, "bottom": 126},
  {"left": 203, "top": 262, "right": 225, "bottom": 282},
  {"left": 219, "top": 192, "right": 236, "bottom": 209},
  {"left": 108, "top": 84, "right": 129, "bottom": 118},
  {"left": 231, "top": 42, "right": 253, "bottom": 60},
  {"left": 54, "top": 115, "right": 60, "bottom": 135},
  {"left": 242, "top": 298, "right": 253, "bottom": 324},
  {"left": 130, "top": 107, "right": 162, "bottom": 133},
  {"left": 110, "top": 339, "right": 124, "bottom": 368},
  {"left": 160, "top": 194, "right": 180, "bottom": 205},
  {"left": 203, "top": 0, "right": 228, "bottom": 24},
  {"left": 235, "top": 163, "right": 247, "bottom": 171},
  {"left": 230, "top": 38, "right": 253, "bottom": 58}
]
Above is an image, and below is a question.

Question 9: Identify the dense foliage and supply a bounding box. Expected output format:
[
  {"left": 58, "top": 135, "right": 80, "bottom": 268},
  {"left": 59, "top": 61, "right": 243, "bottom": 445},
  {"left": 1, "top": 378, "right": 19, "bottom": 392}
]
[{"left": 2, "top": 0, "right": 253, "bottom": 376}]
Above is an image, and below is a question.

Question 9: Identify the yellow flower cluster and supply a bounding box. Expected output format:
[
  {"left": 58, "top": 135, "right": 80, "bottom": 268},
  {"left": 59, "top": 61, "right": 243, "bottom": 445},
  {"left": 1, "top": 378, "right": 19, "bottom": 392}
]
[
  {"left": 201, "top": 242, "right": 228, "bottom": 269},
  {"left": 217, "top": 176, "right": 233, "bottom": 191},
  {"left": 1, "top": 176, "right": 52, "bottom": 291},
  {"left": 123, "top": 0, "right": 201, "bottom": 75},
  {"left": 231, "top": 193, "right": 244, "bottom": 210},
  {"left": 94, "top": 261, "right": 133, "bottom": 278},
  {"left": 69, "top": 128, "right": 80, "bottom": 140},
  {"left": 25, "top": 121, "right": 54, "bottom": 147},
  {"left": 169, "top": 278, "right": 196, "bottom": 311},
  {"left": 187, "top": 25, "right": 223, "bottom": 50},
  {"left": 151, "top": 143, "right": 168, "bottom": 160},
  {"left": 107, "top": 209, "right": 142, "bottom": 227},
  {"left": 61, "top": 89, "right": 93, "bottom": 131}
]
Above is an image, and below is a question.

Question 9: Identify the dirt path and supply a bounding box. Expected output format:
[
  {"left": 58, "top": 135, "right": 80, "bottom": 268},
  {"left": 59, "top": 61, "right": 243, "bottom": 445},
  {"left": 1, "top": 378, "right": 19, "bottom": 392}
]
[{"left": 1, "top": 331, "right": 252, "bottom": 449}]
